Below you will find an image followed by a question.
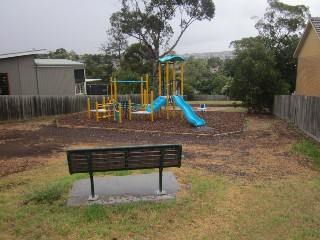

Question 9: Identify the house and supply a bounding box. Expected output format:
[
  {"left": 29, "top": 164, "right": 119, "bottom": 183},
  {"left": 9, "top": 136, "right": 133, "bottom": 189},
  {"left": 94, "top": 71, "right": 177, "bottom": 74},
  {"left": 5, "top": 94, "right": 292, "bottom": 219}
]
[
  {"left": 0, "top": 50, "right": 86, "bottom": 95},
  {"left": 293, "top": 17, "right": 320, "bottom": 97}
]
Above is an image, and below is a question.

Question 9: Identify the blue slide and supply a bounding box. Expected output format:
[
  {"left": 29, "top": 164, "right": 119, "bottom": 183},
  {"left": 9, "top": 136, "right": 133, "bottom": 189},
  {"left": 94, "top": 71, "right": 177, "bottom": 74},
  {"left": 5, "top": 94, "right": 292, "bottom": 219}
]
[
  {"left": 146, "top": 96, "right": 167, "bottom": 113},
  {"left": 171, "top": 95, "right": 206, "bottom": 127}
]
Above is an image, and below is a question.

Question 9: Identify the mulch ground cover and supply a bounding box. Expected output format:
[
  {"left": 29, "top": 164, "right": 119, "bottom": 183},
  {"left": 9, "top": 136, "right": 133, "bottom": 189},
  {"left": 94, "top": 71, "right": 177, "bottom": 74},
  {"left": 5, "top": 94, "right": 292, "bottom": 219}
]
[{"left": 56, "top": 110, "right": 245, "bottom": 135}]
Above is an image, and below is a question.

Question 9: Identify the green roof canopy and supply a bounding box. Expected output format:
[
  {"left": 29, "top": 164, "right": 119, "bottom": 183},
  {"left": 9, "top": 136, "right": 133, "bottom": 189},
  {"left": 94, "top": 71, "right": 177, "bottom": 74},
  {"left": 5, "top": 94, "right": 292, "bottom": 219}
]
[{"left": 158, "top": 55, "right": 186, "bottom": 63}]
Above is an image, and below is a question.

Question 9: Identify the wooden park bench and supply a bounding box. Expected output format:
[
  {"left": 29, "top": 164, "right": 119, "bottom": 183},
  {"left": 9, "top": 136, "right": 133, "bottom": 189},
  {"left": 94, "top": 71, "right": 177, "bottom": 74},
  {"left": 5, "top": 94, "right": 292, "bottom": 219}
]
[{"left": 66, "top": 144, "right": 182, "bottom": 201}]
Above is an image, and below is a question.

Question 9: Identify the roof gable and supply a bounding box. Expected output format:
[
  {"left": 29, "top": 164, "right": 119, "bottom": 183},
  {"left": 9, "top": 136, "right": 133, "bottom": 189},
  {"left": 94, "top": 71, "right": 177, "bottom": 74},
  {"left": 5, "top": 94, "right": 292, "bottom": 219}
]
[{"left": 294, "top": 17, "right": 320, "bottom": 58}]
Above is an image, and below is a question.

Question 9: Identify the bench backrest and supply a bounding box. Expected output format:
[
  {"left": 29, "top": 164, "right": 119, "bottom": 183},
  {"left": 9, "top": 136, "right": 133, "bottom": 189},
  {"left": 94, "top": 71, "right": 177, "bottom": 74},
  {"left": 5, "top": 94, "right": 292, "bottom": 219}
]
[{"left": 67, "top": 144, "right": 182, "bottom": 174}]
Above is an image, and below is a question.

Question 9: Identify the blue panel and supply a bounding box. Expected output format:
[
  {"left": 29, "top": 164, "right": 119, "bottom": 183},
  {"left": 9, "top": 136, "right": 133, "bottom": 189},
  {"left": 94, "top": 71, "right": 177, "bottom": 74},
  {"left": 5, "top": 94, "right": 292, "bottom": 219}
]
[{"left": 146, "top": 96, "right": 167, "bottom": 112}]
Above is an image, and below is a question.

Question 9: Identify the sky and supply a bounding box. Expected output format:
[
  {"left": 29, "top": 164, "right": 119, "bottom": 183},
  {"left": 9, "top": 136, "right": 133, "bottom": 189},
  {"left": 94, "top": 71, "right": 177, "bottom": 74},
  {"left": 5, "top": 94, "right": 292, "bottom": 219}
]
[{"left": 1, "top": 0, "right": 319, "bottom": 55}]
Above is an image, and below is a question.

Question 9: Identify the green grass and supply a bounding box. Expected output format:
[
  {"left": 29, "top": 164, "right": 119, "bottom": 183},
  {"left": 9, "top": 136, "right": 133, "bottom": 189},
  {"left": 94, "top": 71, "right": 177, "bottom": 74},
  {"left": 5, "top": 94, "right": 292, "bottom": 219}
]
[
  {"left": 1, "top": 156, "right": 320, "bottom": 239},
  {"left": 292, "top": 140, "right": 320, "bottom": 168},
  {"left": 187, "top": 100, "right": 242, "bottom": 105}
]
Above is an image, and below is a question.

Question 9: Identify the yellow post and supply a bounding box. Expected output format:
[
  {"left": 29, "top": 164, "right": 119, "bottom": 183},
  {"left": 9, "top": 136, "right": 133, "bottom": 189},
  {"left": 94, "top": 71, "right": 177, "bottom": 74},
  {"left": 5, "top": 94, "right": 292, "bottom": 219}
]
[
  {"left": 129, "top": 99, "right": 132, "bottom": 120},
  {"left": 158, "top": 62, "right": 162, "bottom": 96},
  {"left": 158, "top": 62, "right": 162, "bottom": 118},
  {"left": 144, "top": 89, "right": 147, "bottom": 110},
  {"left": 151, "top": 91, "right": 154, "bottom": 122},
  {"left": 140, "top": 76, "right": 144, "bottom": 104},
  {"left": 95, "top": 102, "right": 99, "bottom": 122},
  {"left": 110, "top": 77, "right": 113, "bottom": 100},
  {"left": 102, "top": 97, "right": 106, "bottom": 119},
  {"left": 146, "top": 74, "right": 149, "bottom": 105},
  {"left": 108, "top": 100, "right": 111, "bottom": 120},
  {"left": 87, "top": 98, "right": 91, "bottom": 119},
  {"left": 119, "top": 103, "right": 122, "bottom": 124},
  {"left": 166, "top": 61, "right": 169, "bottom": 120},
  {"left": 114, "top": 77, "right": 117, "bottom": 102},
  {"left": 113, "top": 103, "right": 116, "bottom": 122},
  {"left": 172, "top": 62, "right": 176, "bottom": 95},
  {"left": 172, "top": 62, "right": 176, "bottom": 118},
  {"left": 181, "top": 62, "right": 184, "bottom": 119}
]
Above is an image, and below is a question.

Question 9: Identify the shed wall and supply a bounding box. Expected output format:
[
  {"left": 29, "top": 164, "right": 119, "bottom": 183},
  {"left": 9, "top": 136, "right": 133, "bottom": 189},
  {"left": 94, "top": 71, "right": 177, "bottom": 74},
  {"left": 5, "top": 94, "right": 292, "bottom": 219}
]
[
  {"left": 18, "top": 56, "right": 38, "bottom": 95},
  {"left": 0, "top": 56, "right": 37, "bottom": 95},
  {"left": 37, "top": 67, "right": 75, "bottom": 95},
  {"left": 0, "top": 57, "right": 21, "bottom": 94}
]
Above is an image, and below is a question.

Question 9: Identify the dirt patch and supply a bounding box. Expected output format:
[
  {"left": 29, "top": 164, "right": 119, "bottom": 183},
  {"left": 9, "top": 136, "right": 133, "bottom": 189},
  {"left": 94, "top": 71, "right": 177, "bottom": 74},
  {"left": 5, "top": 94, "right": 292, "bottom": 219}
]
[{"left": 0, "top": 112, "right": 318, "bottom": 182}]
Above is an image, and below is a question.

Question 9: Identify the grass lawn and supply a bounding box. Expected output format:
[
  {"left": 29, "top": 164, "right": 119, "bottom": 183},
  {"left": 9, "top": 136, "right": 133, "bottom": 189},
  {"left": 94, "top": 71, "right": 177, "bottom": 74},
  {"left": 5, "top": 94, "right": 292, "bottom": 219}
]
[
  {"left": 187, "top": 100, "right": 242, "bottom": 105},
  {"left": 1, "top": 161, "right": 319, "bottom": 239},
  {"left": 0, "top": 109, "right": 319, "bottom": 240}
]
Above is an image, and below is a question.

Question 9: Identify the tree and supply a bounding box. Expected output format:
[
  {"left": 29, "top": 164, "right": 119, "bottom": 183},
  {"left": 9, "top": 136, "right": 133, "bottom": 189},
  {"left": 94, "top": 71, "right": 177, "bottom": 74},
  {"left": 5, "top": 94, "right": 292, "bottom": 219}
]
[
  {"left": 253, "top": 0, "right": 310, "bottom": 92},
  {"left": 37, "top": 48, "right": 79, "bottom": 60},
  {"left": 112, "top": 68, "right": 141, "bottom": 94},
  {"left": 82, "top": 54, "right": 113, "bottom": 81},
  {"left": 225, "top": 37, "right": 289, "bottom": 112},
  {"left": 108, "top": 0, "right": 215, "bottom": 89},
  {"left": 101, "top": 12, "right": 128, "bottom": 67},
  {"left": 207, "top": 56, "right": 223, "bottom": 69},
  {"left": 122, "top": 43, "right": 153, "bottom": 76},
  {"left": 184, "top": 56, "right": 210, "bottom": 89}
]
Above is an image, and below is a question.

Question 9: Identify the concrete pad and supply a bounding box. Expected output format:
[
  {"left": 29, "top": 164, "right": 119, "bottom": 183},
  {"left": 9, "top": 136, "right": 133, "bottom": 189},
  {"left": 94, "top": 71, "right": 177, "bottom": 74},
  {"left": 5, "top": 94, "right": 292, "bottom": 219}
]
[{"left": 67, "top": 172, "right": 180, "bottom": 206}]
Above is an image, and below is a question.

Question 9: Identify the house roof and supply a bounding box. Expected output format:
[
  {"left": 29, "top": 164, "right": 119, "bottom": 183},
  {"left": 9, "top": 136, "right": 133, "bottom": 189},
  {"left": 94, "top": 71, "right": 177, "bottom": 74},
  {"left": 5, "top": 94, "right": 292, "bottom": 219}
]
[
  {"left": 35, "top": 59, "right": 84, "bottom": 67},
  {"left": 293, "top": 17, "right": 320, "bottom": 58},
  {"left": 311, "top": 17, "right": 320, "bottom": 36},
  {"left": 0, "top": 49, "right": 46, "bottom": 60}
]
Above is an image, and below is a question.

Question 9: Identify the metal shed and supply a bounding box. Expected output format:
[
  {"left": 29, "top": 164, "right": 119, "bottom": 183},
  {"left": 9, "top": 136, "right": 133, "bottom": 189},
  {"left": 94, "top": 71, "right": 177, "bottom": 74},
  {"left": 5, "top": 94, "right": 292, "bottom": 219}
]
[
  {"left": 35, "top": 59, "right": 85, "bottom": 95},
  {"left": 0, "top": 50, "right": 86, "bottom": 95}
]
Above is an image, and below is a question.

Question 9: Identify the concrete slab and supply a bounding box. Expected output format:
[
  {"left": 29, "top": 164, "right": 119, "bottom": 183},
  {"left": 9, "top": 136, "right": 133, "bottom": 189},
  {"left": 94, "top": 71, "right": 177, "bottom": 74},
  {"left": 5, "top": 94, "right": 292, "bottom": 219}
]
[{"left": 67, "top": 172, "right": 180, "bottom": 206}]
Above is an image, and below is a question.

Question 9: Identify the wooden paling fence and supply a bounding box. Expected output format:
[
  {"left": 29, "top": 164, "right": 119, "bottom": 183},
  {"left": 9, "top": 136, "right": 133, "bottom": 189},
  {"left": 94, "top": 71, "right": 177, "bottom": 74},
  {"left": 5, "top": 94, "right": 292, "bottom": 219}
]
[
  {"left": 273, "top": 95, "right": 320, "bottom": 140},
  {"left": 0, "top": 95, "right": 140, "bottom": 121},
  {"left": 192, "top": 95, "right": 230, "bottom": 101},
  {"left": 0, "top": 94, "right": 230, "bottom": 121}
]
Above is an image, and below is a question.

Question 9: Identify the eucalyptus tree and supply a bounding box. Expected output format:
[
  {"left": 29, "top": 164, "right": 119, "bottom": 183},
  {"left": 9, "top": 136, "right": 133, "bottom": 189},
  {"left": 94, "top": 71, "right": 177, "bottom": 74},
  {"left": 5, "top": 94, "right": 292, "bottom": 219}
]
[
  {"left": 253, "top": 0, "right": 310, "bottom": 92},
  {"left": 108, "top": 0, "right": 215, "bottom": 89}
]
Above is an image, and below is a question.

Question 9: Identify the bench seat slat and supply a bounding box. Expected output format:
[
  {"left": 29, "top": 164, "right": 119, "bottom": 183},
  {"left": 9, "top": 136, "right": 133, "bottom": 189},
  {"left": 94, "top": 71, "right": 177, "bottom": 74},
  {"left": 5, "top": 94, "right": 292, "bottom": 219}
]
[{"left": 67, "top": 144, "right": 182, "bottom": 175}]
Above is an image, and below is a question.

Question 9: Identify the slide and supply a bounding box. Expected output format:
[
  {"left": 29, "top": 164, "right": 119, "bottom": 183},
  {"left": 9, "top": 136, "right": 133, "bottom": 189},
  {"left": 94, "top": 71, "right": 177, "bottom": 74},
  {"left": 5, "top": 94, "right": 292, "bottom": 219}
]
[
  {"left": 171, "top": 95, "right": 206, "bottom": 127},
  {"left": 146, "top": 96, "right": 167, "bottom": 113}
]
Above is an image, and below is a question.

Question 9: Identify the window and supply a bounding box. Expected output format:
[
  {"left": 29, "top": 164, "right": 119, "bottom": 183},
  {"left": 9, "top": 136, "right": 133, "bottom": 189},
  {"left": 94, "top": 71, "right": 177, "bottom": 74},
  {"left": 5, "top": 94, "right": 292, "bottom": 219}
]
[
  {"left": 74, "top": 69, "right": 85, "bottom": 83},
  {"left": 0, "top": 73, "right": 9, "bottom": 95}
]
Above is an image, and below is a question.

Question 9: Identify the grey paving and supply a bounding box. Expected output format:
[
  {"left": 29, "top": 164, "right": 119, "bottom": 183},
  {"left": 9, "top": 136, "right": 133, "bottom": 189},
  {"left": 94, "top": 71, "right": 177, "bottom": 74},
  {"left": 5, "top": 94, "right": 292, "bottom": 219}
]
[{"left": 67, "top": 172, "right": 180, "bottom": 206}]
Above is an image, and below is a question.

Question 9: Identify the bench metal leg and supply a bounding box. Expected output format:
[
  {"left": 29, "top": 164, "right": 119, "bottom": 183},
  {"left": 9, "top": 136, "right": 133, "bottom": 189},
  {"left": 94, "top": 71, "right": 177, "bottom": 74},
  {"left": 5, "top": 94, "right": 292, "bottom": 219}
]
[
  {"left": 88, "top": 174, "right": 99, "bottom": 201},
  {"left": 155, "top": 168, "right": 166, "bottom": 195}
]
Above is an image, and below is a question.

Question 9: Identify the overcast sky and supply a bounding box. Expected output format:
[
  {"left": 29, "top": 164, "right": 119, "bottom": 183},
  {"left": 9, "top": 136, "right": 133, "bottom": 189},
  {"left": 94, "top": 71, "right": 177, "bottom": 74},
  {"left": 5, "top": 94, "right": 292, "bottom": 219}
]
[{"left": 1, "top": 0, "right": 319, "bottom": 55}]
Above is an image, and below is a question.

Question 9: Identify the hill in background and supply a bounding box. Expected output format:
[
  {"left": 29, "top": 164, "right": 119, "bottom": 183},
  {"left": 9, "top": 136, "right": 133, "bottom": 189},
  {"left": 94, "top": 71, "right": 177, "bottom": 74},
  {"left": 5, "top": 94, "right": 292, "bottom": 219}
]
[{"left": 179, "top": 51, "right": 234, "bottom": 60}]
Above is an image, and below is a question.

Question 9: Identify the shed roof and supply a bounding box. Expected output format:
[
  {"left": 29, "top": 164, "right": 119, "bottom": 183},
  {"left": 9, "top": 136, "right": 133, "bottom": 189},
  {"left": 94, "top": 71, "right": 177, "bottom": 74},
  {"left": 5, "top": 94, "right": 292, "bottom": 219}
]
[
  {"left": 0, "top": 49, "right": 46, "bottom": 60},
  {"left": 293, "top": 17, "right": 320, "bottom": 58},
  {"left": 35, "top": 59, "right": 84, "bottom": 67}
]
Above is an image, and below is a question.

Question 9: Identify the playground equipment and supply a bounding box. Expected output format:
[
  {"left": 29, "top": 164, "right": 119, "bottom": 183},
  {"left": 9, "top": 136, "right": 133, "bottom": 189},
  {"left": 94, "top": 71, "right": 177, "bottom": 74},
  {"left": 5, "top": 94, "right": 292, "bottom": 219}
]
[
  {"left": 157, "top": 55, "right": 206, "bottom": 127},
  {"left": 87, "top": 74, "right": 155, "bottom": 123},
  {"left": 86, "top": 55, "right": 206, "bottom": 127}
]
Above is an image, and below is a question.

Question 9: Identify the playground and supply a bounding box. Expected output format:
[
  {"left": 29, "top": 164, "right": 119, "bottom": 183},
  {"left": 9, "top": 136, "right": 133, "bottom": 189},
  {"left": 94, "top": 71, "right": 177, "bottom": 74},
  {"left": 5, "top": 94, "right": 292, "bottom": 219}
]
[
  {"left": 84, "top": 56, "right": 209, "bottom": 128},
  {"left": 0, "top": 55, "right": 319, "bottom": 239},
  {"left": 1, "top": 112, "right": 320, "bottom": 239}
]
